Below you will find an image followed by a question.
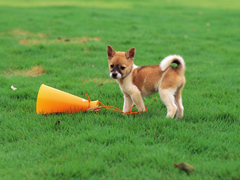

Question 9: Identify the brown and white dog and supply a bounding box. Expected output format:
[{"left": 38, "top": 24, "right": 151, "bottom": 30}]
[{"left": 107, "top": 45, "right": 186, "bottom": 118}]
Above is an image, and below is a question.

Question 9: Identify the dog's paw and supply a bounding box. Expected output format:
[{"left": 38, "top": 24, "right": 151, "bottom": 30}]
[{"left": 139, "top": 107, "right": 147, "bottom": 113}]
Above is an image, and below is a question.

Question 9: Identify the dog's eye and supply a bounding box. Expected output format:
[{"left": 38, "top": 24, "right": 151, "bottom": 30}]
[
  {"left": 110, "top": 64, "right": 114, "bottom": 68},
  {"left": 120, "top": 66, "right": 125, "bottom": 70}
]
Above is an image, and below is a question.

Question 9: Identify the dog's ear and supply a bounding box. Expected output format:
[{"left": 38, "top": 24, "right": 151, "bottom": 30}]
[
  {"left": 107, "top": 45, "right": 116, "bottom": 60},
  {"left": 125, "top": 47, "right": 135, "bottom": 60}
]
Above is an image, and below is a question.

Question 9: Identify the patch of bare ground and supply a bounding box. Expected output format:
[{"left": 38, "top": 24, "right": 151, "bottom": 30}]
[
  {"left": 19, "top": 36, "right": 101, "bottom": 45},
  {"left": 82, "top": 78, "right": 113, "bottom": 83},
  {"left": 0, "top": 29, "right": 46, "bottom": 38},
  {"left": 3, "top": 65, "right": 45, "bottom": 77},
  {"left": 1, "top": 29, "right": 101, "bottom": 45}
]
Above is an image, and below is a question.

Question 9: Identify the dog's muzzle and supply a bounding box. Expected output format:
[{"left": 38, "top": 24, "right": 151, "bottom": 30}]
[{"left": 110, "top": 71, "right": 122, "bottom": 79}]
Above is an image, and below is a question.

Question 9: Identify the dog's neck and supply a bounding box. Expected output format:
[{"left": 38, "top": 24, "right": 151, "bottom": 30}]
[{"left": 116, "top": 64, "right": 138, "bottom": 85}]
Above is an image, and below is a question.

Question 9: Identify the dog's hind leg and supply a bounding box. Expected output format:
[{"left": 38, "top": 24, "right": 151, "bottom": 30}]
[
  {"left": 159, "top": 88, "right": 177, "bottom": 118},
  {"left": 174, "top": 84, "right": 185, "bottom": 119}
]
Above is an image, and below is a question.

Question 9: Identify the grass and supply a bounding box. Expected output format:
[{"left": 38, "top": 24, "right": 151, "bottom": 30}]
[{"left": 0, "top": 0, "right": 240, "bottom": 179}]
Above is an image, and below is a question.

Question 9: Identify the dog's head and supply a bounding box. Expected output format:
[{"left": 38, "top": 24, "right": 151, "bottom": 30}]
[{"left": 107, "top": 45, "right": 135, "bottom": 79}]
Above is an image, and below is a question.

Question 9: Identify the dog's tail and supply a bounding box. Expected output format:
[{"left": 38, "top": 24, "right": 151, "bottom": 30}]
[{"left": 160, "top": 55, "right": 185, "bottom": 74}]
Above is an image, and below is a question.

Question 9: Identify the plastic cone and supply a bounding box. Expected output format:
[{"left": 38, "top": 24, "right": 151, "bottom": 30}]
[{"left": 36, "top": 84, "right": 99, "bottom": 114}]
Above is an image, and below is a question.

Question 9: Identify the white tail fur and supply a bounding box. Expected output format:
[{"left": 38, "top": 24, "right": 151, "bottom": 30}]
[{"left": 160, "top": 55, "right": 185, "bottom": 71}]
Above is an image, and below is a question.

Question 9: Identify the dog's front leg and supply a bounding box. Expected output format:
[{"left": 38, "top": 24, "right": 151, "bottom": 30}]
[
  {"left": 131, "top": 92, "right": 146, "bottom": 112},
  {"left": 123, "top": 93, "right": 133, "bottom": 113}
]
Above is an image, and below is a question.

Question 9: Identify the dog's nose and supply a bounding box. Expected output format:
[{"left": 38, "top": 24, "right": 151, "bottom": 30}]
[{"left": 112, "top": 73, "right": 117, "bottom": 78}]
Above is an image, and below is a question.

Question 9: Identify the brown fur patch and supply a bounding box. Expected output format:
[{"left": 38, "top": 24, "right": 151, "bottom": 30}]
[
  {"left": 3, "top": 65, "right": 45, "bottom": 77},
  {"left": 132, "top": 65, "right": 163, "bottom": 94},
  {"left": 160, "top": 67, "right": 184, "bottom": 89}
]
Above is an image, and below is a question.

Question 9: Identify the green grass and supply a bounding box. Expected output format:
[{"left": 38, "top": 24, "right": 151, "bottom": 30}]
[{"left": 0, "top": 0, "right": 240, "bottom": 179}]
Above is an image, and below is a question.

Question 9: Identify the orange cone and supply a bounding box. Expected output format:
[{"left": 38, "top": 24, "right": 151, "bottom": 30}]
[{"left": 36, "top": 84, "right": 99, "bottom": 114}]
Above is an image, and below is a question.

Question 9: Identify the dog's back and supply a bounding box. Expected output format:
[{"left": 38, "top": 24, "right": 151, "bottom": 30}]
[{"left": 132, "top": 55, "right": 185, "bottom": 97}]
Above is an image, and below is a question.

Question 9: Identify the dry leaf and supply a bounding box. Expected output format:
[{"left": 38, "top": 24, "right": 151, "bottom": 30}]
[
  {"left": 87, "top": 106, "right": 103, "bottom": 112},
  {"left": 55, "top": 120, "right": 61, "bottom": 126},
  {"left": 93, "top": 107, "right": 103, "bottom": 112},
  {"left": 64, "top": 39, "right": 70, "bottom": 42},
  {"left": 11, "top": 85, "right": 17, "bottom": 90},
  {"left": 152, "top": 98, "right": 157, "bottom": 102},
  {"left": 95, "top": 83, "right": 103, "bottom": 87},
  {"left": 92, "top": 63, "right": 95, "bottom": 68},
  {"left": 174, "top": 162, "right": 195, "bottom": 174}
]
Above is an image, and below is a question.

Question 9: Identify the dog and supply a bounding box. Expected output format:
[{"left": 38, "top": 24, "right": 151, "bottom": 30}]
[{"left": 107, "top": 45, "right": 186, "bottom": 118}]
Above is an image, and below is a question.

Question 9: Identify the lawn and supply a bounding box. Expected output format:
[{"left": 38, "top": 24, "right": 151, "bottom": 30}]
[{"left": 0, "top": 0, "right": 239, "bottom": 179}]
